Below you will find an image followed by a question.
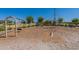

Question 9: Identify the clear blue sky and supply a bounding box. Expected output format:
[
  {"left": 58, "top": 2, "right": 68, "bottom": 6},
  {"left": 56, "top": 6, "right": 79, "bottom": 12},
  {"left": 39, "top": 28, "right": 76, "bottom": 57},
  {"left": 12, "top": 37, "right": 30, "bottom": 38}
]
[
  {"left": 0, "top": 8, "right": 79, "bottom": 22},
  {"left": 56, "top": 8, "right": 79, "bottom": 22},
  {"left": 0, "top": 8, "right": 54, "bottom": 22}
]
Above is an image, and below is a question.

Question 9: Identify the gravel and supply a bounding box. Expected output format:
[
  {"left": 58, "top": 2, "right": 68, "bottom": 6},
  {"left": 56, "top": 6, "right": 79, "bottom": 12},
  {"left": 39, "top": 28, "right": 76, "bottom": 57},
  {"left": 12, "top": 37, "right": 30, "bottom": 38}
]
[{"left": 0, "top": 27, "right": 79, "bottom": 50}]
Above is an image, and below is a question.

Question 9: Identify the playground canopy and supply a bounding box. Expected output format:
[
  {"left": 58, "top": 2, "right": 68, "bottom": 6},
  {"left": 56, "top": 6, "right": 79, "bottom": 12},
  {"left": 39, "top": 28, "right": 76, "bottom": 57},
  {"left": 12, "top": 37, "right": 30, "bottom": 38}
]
[{"left": 0, "top": 16, "right": 22, "bottom": 38}]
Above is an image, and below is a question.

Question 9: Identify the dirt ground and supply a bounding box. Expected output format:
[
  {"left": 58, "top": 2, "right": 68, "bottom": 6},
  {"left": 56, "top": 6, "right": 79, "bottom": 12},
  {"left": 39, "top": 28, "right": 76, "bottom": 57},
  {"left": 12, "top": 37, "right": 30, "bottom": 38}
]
[{"left": 0, "top": 26, "right": 79, "bottom": 50}]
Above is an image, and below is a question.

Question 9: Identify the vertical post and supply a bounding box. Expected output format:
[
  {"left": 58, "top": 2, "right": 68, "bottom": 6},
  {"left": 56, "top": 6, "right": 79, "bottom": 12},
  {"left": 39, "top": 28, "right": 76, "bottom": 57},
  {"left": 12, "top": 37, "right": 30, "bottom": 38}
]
[
  {"left": 15, "top": 19, "right": 17, "bottom": 37},
  {"left": 53, "top": 8, "right": 56, "bottom": 26},
  {"left": 5, "top": 20, "right": 7, "bottom": 38},
  {"left": 54, "top": 8, "right": 56, "bottom": 21}
]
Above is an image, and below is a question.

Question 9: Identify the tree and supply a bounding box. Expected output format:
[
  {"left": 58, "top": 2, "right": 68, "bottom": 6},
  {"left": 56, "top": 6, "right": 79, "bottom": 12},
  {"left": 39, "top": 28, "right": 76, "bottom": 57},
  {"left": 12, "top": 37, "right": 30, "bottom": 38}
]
[
  {"left": 72, "top": 18, "right": 79, "bottom": 25},
  {"left": 52, "top": 20, "right": 56, "bottom": 26},
  {"left": 0, "top": 20, "right": 4, "bottom": 24},
  {"left": 43, "top": 20, "right": 51, "bottom": 26},
  {"left": 26, "top": 16, "right": 34, "bottom": 24},
  {"left": 37, "top": 16, "right": 44, "bottom": 26},
  {"left": 57, "top": 18, "right": 64, "bottom": 25},
  {"left": 21, "top": 20, "right": 26, "bottom": 24}
]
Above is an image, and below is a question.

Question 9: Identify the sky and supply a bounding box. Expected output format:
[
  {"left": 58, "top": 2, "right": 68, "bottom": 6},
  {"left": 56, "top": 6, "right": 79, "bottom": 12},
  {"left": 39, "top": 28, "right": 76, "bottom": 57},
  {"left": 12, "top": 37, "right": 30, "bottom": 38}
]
[
  {"left": 0, "top": 8, "right": 79, "bottom": 22},
  {"left": 0, "top": 8, "right": 53, "bottom": 22},
  {"left": 56, "top": 8, "right": 79, "bottom": 22}
]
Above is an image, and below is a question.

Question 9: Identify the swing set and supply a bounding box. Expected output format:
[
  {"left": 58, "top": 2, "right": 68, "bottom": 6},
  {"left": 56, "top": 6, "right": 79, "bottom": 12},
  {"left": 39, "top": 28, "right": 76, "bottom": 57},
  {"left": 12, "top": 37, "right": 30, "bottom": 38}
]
[{"left": 0, "top": 16, "right": 21, "bottom": 38}]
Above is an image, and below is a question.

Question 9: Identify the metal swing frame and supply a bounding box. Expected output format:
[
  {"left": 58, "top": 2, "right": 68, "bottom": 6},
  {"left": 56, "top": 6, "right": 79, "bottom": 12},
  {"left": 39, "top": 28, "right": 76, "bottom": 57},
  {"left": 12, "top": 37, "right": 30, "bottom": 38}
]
[{"left": 4, "top": 16, "right": 18, "bottom": 38}]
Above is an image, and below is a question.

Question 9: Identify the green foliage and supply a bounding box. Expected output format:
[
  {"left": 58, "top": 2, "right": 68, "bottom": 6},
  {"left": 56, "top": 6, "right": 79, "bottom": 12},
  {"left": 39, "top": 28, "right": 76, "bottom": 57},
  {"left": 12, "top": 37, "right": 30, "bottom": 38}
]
[
  {"left": 26, "top": 16, "right": 34, "bottom": 24},
  {"left": 57, "top": 18, "right": 64, "bottom": 25},
  {"left": 21, "top": 24, "right": 27, "bottom": 28},
  {"left": 63, "top": 23, "right": 69, "bottom": 27},
  {"left": 0, "top": 20, "right": 4, "bottom": 24},
  {"left": 37, "top": 16, "right": 44, "bottom": 26},
  {"left": 58, "top": 18, "right": 63, "bottom": 23},
  {"left": 52, "top": 20, "right": 56, "bottom": 26},
  {"left": 0, "top": 25, "right": 5, "bottom": 31},
  {"left": 72, "top": 18, "right": 79, "bottom": 25},
  {"left": 43, "top": 20, "right": 51, "bottom": 26},
  {"left": 7, "top": 20, "right": 13, "bottom": 25},
  {"left": 7, "top": 27, "right": 12, "bottom": 30},
  {"left": 21, "top": 20, "right": 26, "bottom": 24}
]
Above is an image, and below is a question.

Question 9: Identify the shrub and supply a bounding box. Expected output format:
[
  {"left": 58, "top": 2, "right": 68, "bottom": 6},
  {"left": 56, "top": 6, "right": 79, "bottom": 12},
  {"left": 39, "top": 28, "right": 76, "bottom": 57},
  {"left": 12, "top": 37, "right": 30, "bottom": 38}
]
[{"left": 0, "top": 26, "right": 5, "bottom": 31}]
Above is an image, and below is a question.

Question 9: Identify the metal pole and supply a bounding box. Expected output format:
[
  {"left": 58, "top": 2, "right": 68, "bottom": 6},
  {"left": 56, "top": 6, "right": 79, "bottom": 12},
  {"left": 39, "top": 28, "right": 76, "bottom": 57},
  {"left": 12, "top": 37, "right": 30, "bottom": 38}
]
[
  {"left": 54, "top": 8, "right": 56, "bottom": 21},
  {"left": 54, "top": 8, "right": 56, "bottom": 25},
  {"left": 5, "top": 20, "right": 7, "bottom": 38},
  {"left": 15, "top": 19, "right": 17, "bottom": 37}
]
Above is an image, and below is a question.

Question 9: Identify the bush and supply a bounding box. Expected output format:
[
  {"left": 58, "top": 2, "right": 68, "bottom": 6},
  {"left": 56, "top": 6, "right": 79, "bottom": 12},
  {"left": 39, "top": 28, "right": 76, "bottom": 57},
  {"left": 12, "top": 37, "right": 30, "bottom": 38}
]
[
  {"left": 21, "top": 24, "right": 27, "bottom": 28},
  {"left": 64, "top": 23, "right": 69, "bottom": 27},
  {"left": 7, "top": 27, "right": 12, "bottom": 30},
  {"left": 0, "top": 26, "right": 5, "bottom": 31},
  {"left": 21, "top": 25, "right": 26, "bottom": 28}
]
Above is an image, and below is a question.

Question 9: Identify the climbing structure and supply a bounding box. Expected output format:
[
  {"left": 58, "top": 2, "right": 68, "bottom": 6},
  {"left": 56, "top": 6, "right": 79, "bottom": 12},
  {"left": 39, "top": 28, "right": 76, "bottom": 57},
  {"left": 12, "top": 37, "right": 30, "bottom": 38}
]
[{"left": 4, "top": 16, "right": 21, "bottom": 37}]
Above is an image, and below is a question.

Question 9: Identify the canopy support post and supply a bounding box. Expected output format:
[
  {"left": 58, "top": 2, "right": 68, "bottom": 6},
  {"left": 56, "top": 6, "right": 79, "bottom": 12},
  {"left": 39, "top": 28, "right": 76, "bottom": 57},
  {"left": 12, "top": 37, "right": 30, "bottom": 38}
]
[
  {"left": 15, "top": 20, "right": 17, "bottom": 37},
  {"left": 5, "top": 20, "right": 7, "bottom": 38}
]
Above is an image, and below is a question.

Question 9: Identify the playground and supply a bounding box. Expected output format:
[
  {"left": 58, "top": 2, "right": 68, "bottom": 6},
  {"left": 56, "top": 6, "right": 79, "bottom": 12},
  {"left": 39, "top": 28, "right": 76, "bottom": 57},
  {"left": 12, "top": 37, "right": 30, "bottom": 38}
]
[
  {"left": 0, "top": 26, "right": 79, "bottom": 50},
  {"left": 0, "top": 16, "right": 79, "bottom": 50}
]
